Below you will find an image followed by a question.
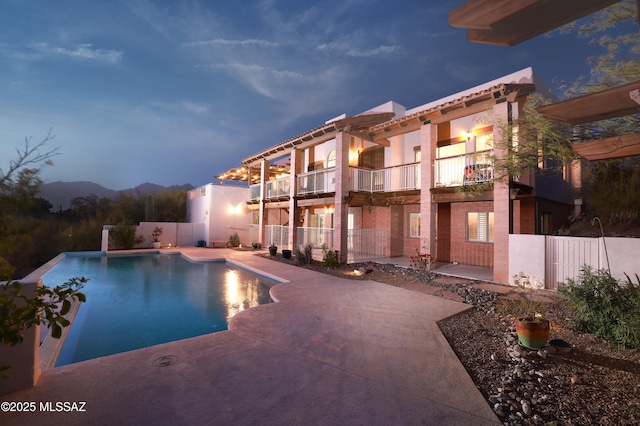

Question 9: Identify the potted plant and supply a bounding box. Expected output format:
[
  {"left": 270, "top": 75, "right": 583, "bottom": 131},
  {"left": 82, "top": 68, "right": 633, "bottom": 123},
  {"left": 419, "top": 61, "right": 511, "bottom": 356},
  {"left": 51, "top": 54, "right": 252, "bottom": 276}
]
[
  {"left": 151, "top": 226, "right": 163, "bottom": 249},
  {"left": 269, "top": 243, "right": 277, "bottom": 256},
  {"left": 509, "top": 273, "right": 550, "bottom": 349}
]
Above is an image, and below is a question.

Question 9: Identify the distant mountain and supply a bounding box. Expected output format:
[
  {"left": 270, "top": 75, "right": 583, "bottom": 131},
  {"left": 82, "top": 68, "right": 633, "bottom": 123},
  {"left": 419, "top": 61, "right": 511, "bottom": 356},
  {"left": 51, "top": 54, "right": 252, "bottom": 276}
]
[{"left": 39, "top": 181, "right": 194, "bottom": 210}]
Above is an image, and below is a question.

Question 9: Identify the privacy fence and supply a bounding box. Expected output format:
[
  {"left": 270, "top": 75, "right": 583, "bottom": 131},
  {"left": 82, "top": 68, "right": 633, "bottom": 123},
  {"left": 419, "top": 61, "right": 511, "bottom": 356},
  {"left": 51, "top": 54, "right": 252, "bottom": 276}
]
[{"left": 509, "top": 235, "right": 640, "bottom": 290}]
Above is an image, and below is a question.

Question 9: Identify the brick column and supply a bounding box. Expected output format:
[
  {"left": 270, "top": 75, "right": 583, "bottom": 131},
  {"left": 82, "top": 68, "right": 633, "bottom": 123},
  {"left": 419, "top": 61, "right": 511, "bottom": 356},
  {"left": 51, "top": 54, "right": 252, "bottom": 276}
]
[
  {"left": 258, "top": 159, "right": 269, "bottom": 246},
  {"left": 288, "top": 148, "right": 302, "bottom": 250},
  {"left": 420, "top": 121, "right": 437, "bottom": 258},
  {"left": 334, "top": 131, "right": 350, "bottom": 263},
  {"left": 493, "top": 101, "right": 511, "bottom": 283}
]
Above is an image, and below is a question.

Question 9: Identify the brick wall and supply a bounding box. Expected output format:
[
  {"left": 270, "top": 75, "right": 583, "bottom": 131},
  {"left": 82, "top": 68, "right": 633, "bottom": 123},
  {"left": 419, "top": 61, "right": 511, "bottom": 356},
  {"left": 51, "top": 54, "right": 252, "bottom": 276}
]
[
  {"left": 518, "top": 197, "right": 536, "bottom": 234},
  {"left": 450, "top": 201, "right": 494, "bottom": 267},
  {"left": 437, "top": 204, "right": 451, "bottom": 262}
]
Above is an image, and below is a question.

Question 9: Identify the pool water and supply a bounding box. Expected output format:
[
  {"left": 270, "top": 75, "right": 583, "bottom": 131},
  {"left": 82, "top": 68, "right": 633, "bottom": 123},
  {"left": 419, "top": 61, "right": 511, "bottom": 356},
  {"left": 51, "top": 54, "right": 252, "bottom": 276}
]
[{"left": 41, "top": 254, "right": 276, "bottom": 366}]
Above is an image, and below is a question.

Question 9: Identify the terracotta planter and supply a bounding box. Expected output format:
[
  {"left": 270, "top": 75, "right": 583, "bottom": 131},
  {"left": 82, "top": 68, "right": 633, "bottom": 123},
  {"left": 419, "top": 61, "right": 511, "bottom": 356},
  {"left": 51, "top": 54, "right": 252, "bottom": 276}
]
[{"left": 515, "top": 318, "right": 550, "bottom": 349}]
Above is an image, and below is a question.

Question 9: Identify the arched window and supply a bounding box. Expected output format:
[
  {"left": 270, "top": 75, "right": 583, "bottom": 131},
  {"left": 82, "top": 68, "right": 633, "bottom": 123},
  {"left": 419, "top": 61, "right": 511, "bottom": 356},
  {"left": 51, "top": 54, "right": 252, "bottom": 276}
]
[{"left": 327, "top": 149, "right": 336, "bottom": 168}]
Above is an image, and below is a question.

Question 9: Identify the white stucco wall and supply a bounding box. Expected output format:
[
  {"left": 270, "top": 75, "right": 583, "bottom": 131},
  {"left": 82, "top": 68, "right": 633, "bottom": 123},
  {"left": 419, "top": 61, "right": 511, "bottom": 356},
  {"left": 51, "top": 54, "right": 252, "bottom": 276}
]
[
  {"left": 509, "top": 234, "right": 640, "bottom": 288},
  {"left": 509, "top": 234, "right": 546, "bottom": 286},
  {"left": 187, "top": 183, "right": 250, "bottom": 246}
]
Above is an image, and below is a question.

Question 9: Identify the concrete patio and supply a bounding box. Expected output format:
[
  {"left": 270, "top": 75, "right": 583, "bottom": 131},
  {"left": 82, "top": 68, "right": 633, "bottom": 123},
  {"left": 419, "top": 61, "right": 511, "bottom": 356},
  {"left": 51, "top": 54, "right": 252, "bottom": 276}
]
[{"left": 2, "top": 248, "right": 500, "bottom": 425}]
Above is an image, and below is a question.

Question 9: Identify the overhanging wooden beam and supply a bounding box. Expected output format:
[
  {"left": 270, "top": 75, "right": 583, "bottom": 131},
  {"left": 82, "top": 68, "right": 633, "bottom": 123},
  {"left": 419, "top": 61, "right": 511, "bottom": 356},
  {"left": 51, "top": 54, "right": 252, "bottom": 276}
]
[
  {"left": 572, "top": 132, "right": 640, "bottom": 160},
  {"left": 449, "top": 0, "right": 538, "bottom": 30},
  {"left": 449, "top": 0, "right": 619, "bottom": 47},
  {"left": 538, "top": 81, "right": 640, "bottom": 125}
]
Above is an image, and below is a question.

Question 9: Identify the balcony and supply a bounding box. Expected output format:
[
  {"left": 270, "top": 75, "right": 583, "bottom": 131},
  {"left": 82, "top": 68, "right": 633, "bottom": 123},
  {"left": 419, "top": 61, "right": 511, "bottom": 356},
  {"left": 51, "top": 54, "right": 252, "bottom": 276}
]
[
  {"left": 349, "top": 163, "right": 420, "bottom": 193},
  {"left": 434, "top": 151, "right": 493, "bottom": 187},
  {"left": 297, "top": 168, "right": 336, "bottom": 196},
  {"left": 266, "top": 176, "right": 290, "bottom": 199},
  {"left": 249, "top": 176, "right": 291, "bottom": 201}
]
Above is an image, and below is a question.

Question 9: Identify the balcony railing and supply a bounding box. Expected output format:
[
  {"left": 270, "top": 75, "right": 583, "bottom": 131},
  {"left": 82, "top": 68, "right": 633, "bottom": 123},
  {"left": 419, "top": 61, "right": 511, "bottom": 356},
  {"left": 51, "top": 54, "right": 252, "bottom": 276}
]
[
  {"left": 249, "top": 184, "right": 260, "bottom": 201},
  {"left": 434, "top": 150, "right": 494, "bottom": 187},
  {"left": 266, "top": 176, "right": 290, "bottom": 199},
  {"left": 249, "top": 176, "right": 291, "bottom": 201},
  {"left": 349, "top": 163, "right": 420, "bottom": 193},
  {"left": 297, "top": 168, "right": 336, "bottom": 196},
  {"left": 296, "top": 227, "right": 334, "bottom": 250},
  {"left": 251, "top": 162, "right": 421, "bottom": 201}
]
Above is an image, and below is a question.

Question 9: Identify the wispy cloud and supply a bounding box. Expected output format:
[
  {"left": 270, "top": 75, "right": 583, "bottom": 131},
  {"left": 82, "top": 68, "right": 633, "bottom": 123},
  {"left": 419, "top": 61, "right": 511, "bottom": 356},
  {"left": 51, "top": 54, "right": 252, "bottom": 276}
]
[
  {"left": 29, "top": 43, "right": 123, "bottom": 63},
  {"left": 317, "top": 42, "right": 401, "bottom": 57},
  {"left": 185, "top": 38, "right": 280, "bottom": 48}
]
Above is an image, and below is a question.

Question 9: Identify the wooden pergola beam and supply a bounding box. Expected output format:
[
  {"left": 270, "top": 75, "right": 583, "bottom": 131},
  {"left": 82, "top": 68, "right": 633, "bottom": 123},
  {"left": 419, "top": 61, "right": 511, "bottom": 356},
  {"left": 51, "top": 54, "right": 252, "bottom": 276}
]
[
  {"left": 538, "top": 81, "right": 640, "bottom": 125},
  {"left": 572, "top": 132, "right": 640, "bottom": 160},
  {"left": 449, "top": 0, "right": 620, "bottom": 46}
]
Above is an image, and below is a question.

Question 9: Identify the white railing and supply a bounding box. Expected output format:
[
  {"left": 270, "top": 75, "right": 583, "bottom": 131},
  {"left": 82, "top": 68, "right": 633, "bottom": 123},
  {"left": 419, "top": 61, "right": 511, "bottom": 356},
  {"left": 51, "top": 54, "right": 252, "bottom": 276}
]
[
  {"left": 264, "top": 224, "right": 289, "bottom": 249},
  {"left": 347, "top": 228, "right": 389, "bottom": 261},
  {"left": 296, "top": 227, "right": 334, "bottom": 250},
  {"left": 249, "top": 184, "right": 260, "bottom": 201},
  {"left": 349, "top": 163, "right": 420, "bottom": 193},
  {"left": 297, "top": 168, "right": 336, "bottom": 195},
  {"left": 434, "top": 150, "right": 494, "bottom": 187},
  {"left": 266, "top": 176, "right": 290, "bottom": 199}
]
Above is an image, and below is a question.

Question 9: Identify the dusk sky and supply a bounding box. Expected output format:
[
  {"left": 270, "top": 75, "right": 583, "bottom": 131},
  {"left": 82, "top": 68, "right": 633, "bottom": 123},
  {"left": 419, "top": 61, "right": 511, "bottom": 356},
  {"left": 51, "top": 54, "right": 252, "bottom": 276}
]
[{"left": 1, "top": 0, "right": 604, "bottom": 190}]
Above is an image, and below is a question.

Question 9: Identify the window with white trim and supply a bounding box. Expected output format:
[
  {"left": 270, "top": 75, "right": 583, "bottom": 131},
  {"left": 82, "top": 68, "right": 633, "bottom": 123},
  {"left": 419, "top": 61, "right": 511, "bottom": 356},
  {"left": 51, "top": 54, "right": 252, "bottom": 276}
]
[
  {"left": 327, "top": 149, "right": 336, "bottom": 168},
  {"left": 467, "top": 212, "right": 494, "bottom": 242},
  {"left": 409, "top": 212, "right": 420, "bottom": 238}
]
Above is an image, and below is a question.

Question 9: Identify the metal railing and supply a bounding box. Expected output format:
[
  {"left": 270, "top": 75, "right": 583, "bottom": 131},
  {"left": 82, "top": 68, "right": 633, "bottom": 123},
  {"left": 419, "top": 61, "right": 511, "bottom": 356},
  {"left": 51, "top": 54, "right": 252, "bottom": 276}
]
[
  {"left": 249, "top": 184, "right": 260, "bottom": 201},
  {"left": 296, "top": 227, "right": 334, "bottom": 250},
  {"left": 347, "top": 228, "right": 389, "bottom": 261},
  {"left": 266, "top": 176, "right": 290, "bottom": 199},
  {"left": 349, "top": 163, "right": 420, "bottom": 193},
  {"left": 264, "top": 225, "right": 289, "bottom": 248},
  {"left": 296, "top": 168, "right": 336, "bottom": 195},
  {"left": 434, "top": 150, "right": 494, "bottom": 187}
]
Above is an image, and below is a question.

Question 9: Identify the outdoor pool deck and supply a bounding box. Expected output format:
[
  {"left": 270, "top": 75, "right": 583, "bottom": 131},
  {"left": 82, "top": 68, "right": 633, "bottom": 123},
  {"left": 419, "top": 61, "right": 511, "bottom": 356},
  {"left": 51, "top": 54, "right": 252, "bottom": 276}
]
[{"left": 3, "top": 248, "right": 500, "bottom": 425}]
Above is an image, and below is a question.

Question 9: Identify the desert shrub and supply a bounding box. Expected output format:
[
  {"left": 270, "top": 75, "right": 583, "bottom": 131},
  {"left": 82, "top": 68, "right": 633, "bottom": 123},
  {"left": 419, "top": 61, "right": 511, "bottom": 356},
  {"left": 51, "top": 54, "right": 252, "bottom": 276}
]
[
  {"left": 294, "top": 244, "right": 314, "bottom": 266},
  {"left": 559, "top": 267, "right": 640, "bottom": 349},
  {"left": 228, "top": 233, "right": 240, "bottom": 247},
  {"left": 321, "top": 244, "right": 339, "bottom": 269},
  {"left": 110, "top": 220, "right": 144, "bottom": 249}
]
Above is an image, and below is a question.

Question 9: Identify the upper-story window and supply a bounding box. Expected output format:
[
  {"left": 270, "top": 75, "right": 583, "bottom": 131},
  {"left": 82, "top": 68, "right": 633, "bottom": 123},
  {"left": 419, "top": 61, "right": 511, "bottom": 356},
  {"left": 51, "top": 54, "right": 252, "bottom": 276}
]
[{"left": 327, "top": 149, "right": 336, "bottom": 168}]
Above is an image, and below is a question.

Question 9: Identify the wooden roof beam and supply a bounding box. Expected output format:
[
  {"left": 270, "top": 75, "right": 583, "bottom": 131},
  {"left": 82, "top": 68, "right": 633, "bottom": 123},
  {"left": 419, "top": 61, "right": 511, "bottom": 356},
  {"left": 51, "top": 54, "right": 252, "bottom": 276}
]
[
  {"left": 450, "top": 0, "right": 619, "bottom": 46},
  {"left": 538, "top": 80, "right": 640, "bottom": 125},
  {"left": 572, "top": 132, "right": 640, "bottom": 160}
]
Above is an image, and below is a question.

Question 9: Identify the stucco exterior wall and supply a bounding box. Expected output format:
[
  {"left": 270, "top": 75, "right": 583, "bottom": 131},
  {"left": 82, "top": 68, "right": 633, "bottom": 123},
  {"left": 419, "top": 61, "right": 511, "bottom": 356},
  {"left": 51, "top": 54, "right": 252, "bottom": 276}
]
[{"left": 187, "top": 184, "right": 250, "bottom": 246}]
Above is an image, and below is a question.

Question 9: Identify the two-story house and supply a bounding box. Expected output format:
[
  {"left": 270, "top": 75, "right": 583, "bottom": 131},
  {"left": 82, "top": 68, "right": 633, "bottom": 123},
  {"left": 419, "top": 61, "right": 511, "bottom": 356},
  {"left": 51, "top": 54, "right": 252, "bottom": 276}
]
[{"left": 210, "top": 67, "right": 580, "bottom": 283}]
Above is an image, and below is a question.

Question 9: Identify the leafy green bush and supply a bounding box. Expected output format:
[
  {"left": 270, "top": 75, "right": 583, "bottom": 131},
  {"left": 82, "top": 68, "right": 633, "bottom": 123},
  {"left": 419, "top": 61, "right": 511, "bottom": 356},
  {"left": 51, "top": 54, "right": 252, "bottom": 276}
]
[
  {"left": 321, "top": 244, "right": 339, "bottom": 269},
  {"left": 110, "top": 220, "right": 144, "bottom": 249},
  {"left": 294, "top": 244, "right": 314, "bottom": 266},
  {"left": 559, "top": 267, "right": 640, "bottom": 349},
  {"left": 1, "top": 277, "right": 87, "bottom": 376},
  {"left": 228, "top": 233, "right": 240, "bottom": 247}
]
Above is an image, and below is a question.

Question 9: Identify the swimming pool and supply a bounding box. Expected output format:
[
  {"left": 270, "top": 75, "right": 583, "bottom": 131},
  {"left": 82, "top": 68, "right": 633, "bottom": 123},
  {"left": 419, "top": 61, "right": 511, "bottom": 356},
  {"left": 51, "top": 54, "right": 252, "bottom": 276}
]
[{"left": 40, "top": 253, "right": 277, "bottom": 366}]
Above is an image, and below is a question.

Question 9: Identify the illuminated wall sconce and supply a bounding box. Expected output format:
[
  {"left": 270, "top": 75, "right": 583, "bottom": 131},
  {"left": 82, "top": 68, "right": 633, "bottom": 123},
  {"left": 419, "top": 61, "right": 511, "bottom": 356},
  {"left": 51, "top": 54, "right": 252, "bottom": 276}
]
[
  {"left": 324, "top": 206, "right": 334, "bottom": 214},
  {"left": 228, "top": 203, "right": 244, "bottom": 215}
]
